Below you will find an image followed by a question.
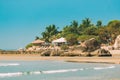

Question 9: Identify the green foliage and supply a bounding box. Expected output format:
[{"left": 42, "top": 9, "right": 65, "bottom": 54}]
[
  {"left": 42, "top": 24, "right": 58, "bottom": 42},
  {"left": 80, "top": 18, "right": 92, "bottom": 29},
  {"left": 107, "top": 20, "right": 120, "bottom": 28},
  {"left": 40, "top": 18, "right": 120, "bottom": 45},
  {"left": 35, "top": 36, "right": 39, "bottom": 40},
  {"left": 60, "top": 44, "right": 69, "bottom": 50},
  {"left": 62, "top": 20, "right": 80, "bottom": 36},
  {"left": 25, "top": 43, "right": 33, "bottom": 49},
  {"left": 96, "top": 27, "right": 109, "bottom": 43},
  {"left": 70, "top": 20, "right": 79, "bottom": 34},
  {"left": 0, "top": 49, "right": 3, "bottom": 51},
  {"left": 78, "top": 35, "right": 99, "bottom": 42},
  {"left": 65, "top": 33, "right": 78, "bottom": 45},
  {"left": 106, "top": 20, "right": 120, "bottom": 44},
  {"left": 96, "top": 20, "right": 102, "bottom": 27},
  {"left": 83, "top": 26, "right": 98, "bottom": 35},
  {"left": 50, "top": 32, "right": 62, "bottom": 42}
]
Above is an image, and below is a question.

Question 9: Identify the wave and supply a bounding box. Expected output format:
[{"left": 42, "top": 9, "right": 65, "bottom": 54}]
[
  {"left": 94, "top": 65, "right": 115, "bottom": 70},
  {"left": 0, "top": 68, "right": 83, "bottom": 78},
  {"left": 0, "top": 72, "right": 22, "bottom": 78},
  {"left": 0, "top": 66, "right": 115, "bottom": 78},
  {"left": 0, "top": 63, "right": 20, "bottom": 67},
  {"left": 43, "top": 69, "right": 80, "bottom": 74}
]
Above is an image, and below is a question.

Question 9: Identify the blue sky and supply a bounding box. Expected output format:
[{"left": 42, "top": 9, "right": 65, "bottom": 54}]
[{"left": 0, "top": 0, "right": 120, "bottom": 50}]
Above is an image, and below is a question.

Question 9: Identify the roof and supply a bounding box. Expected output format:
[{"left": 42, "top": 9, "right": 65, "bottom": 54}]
[
  {"left": 52, "top": 37, "right": 67, "bottom": 43},
  {"left": 32, "top": 39, "right": 45, "bottom": 44}
]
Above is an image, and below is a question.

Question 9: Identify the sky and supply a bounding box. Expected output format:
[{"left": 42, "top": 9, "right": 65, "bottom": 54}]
[{"left": 0, "top": 0, "right": 120, "bottom": 50}]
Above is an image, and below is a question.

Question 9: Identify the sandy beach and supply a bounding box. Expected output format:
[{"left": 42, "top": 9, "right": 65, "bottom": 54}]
[{"left": 0, "top": 53, "right": 120, "bottom": 64}]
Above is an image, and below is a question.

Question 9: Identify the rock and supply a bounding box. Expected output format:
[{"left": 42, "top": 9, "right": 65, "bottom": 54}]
[
  {"left": 40, "top": 50, "right": 51, "bottom": 56},
  {"left": 83, "top": 52, "right": 93, "bottom": 57},
  {"left": 114, "top": 35, "right": 120, "bottom": 49},
  {"left": 50, "top": 50, "right": 63, "bottom": 56},
  {"left": 97, "top": 49, "right": 112, "bottom": 57},
  {"left": 81, "top": 38, "right": 100, "bottom": 52},
  {"left": 60, "top": 52, "right": 80, "bottom": 57}
]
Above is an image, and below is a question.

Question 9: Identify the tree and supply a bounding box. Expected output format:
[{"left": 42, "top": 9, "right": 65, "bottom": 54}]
[
  {"left": 96, "top": 26, "right": 110, "bottom": 43},
  {"left": 42, "top": 24, "right": 58, "bottom": 42},
  {"left": 79, "top": 18, "right": 93, "bottom": 35},
  {"left": 80, "top": 18, "right": 92, "bottom": 28},
  {"left": 39, "top": 19, "right": 120, "bottom": 46},
  {"left": 62, "top": 20, "right": 80, "bottom": 37},
  {"left": 35, "top": 36, "right": 39, "bottom": 40},
  {"left": 61, "top": 20, "right": 80, "bottom": 45},
  {"left": 65, "top": 33, "right": 78, "bottom": 45},
  {"left": 107, "top": 20, "right": 120, "bottom": 28},
  {"left": 83, "top": 26, "right": 98, "bottom": 35},
  {"left": 96, "top": 20, "right": 102, "bottom": 27},
  {"left": 106, "top": 20, "right": 120, "bottom": 44},
  {"left": 70, "top": 20, "right": 79, "bottom": 34},
  {"left": 78, "top": 35, "right": 99, "bottom": 42}
]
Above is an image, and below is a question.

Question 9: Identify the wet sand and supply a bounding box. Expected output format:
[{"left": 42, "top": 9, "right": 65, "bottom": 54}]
[{"left": 0, "top": 54, "right": 120, "bottom": 64}]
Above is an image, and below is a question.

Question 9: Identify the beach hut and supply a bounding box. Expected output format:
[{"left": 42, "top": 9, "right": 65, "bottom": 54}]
[
  {"left": 52, "top": 37, "right": 67, "bottom": 46},
  {"left": 32, "top": 39, "right": 45, "bottom": 46}
]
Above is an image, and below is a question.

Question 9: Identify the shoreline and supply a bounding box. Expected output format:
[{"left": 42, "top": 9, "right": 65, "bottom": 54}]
[{"left": 0, "top": 54, "right": 120, "bottom": 64}]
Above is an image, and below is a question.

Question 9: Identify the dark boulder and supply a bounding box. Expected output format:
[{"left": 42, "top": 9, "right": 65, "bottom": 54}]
[
  {"left": 40, "top": 50, "right": 51, "bottom": 56},
  {"left": 97, "top": 49, "right": 112, "bottom": 57}
]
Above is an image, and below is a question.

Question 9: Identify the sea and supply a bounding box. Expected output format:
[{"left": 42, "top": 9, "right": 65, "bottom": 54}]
[{"left": 0, "top": 60, "right": 120, "bottom": 80}]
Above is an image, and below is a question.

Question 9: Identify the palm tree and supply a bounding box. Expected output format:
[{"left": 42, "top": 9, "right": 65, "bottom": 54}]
[
  {"left": 42, "top": 24, "right": 58, "bottom": 42},
  {"left": 81, "top": 18, "right": 92, "bottom": 28},
  {"left": 96, "top": 20, "right": 102, "bottom": 27},
  {"left": 70, "top": 20, "right": 79, "bottom": 34}
]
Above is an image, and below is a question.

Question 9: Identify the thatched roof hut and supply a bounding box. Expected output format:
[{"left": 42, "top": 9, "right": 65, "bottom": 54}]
[{"left": 32, "top": 39, "right": 45, "bottom": 46}]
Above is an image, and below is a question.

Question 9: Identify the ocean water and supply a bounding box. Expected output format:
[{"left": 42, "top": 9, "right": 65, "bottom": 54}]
[{"left": 0, "top": 60, "right": 120, "bottom": 80}]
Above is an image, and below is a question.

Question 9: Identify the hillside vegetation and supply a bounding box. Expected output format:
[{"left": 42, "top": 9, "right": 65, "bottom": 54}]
[{"left": 39, "top": 18, "right": 120, "bottom": 45}]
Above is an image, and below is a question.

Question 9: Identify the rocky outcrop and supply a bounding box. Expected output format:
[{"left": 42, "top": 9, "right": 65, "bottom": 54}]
[
  {"left": 97, "top": 49, "right": 112, "bottom": 57},
  {"left": 50, "top": 50, "right": 63, "bottom": 56},
  {"left": 114, "top": 35, "right": 120, "bottom": 49},
  {"left": 81, "top": 38, "right": 100, "bottom": 52}
]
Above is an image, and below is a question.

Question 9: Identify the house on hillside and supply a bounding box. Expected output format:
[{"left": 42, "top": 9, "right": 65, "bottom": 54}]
[{"left": 52, "top": 37, "right": 67, "bottom": 46}]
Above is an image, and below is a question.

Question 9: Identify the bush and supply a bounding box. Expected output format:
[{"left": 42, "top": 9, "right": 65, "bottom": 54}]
[
  {"left": 25, "top": 43, "right": 33, "bottom": 49},
  {"left": 78, "top": 35, "right": 99, "bottom": 42},
  {"left": 65, "top": 33, "right": 79, "bottom": 45},
  {"left": 60, "top": 44, "right": 69, "bottom": 50}
]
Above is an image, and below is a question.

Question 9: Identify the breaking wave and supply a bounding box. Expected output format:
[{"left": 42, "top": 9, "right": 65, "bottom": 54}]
[
  {"left": 0, "top": 72, "right": 22, "bottom": 78},
  {"left": 43, "top": 69, "right": 80, "bottom": 74},
  {"left": 0, "top": 65, "right": 115, "bottom": 78},
  {"left": 0, "top": 68, "right": 83, "bottom": 78},
  {"left": 0, "top": 63, "right": 20, "bottom": 67},
  {"left": 94, "top": 65, "right": 115, "bottom": 70}
]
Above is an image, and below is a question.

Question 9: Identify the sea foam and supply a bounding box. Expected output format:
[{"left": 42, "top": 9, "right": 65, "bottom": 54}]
[
  {"left": 0, "top": 72, "right": 22, "bottom": 78},
  {"left": 0, "top": 68, "right": 82, "bottom": 78},
  {"left": 43, "top": 69, "right": 79, "bottom": 74},
  {"left": 0, "top": 63, "right": 20, "bottom": 67},
  {"left": 94, "top": 65, "right": 115, "bottom": 70}
]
